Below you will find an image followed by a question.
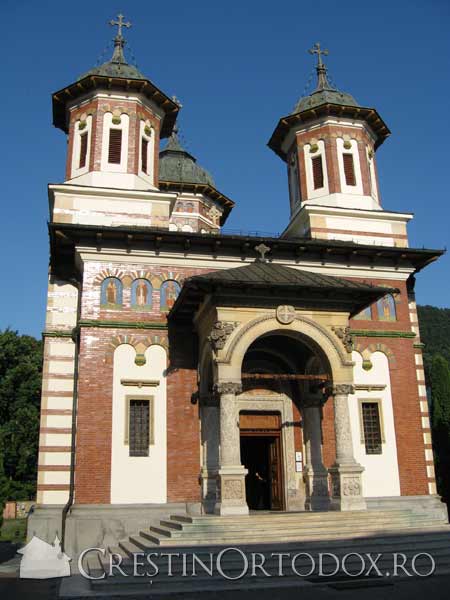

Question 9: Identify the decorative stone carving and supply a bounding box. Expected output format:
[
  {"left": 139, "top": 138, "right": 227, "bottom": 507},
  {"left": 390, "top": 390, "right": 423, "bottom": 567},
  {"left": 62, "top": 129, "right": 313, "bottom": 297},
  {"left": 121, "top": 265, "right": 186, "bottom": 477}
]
[
  {"left": 343, "top": 477, "right": 361, "bottom": 496},
  {"left": 214, "top": 382, "right": 242, "bottom": 396},
  {"left": 222, "top": 479, "right": 243, "bottom": 500},
  {"left": 208, "top": 321, "right": 237, "bottom": 352},
  {"left": 207, "top": 206, "right": 221, "bottom": 224},
  {"left": 276, "top": 305, "right": 296, "bottom": 325},
  {"left": 332, "top": 384, "right": 355, "bottom": 396},
  {"left": 331, "top": 326, "right": 353, "bottom": 353},
  {"left": 254, "top": 243, "right": 271, "bottom": 261}
]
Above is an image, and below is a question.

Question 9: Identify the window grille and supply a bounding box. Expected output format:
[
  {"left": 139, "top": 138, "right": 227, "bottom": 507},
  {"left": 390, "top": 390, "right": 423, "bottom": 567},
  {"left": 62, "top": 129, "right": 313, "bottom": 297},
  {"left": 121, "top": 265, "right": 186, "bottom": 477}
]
[
  {"left": 312, "top": 155, "right": 324, "bottom": 189},
  {"left": 362, "top": 402, "right": 382, "bottom": 454},
  {"left": 129, "top": 399, "right": 150, "bottom": 457},
  {"left": 79, "top": 132, "right": 88, "bottom": 169},
  {"left": 343, "top": 153, "right": 356, "bottom": 186},
  {"left": 108, "top": 129, "right": 122, "bottom": 164}
]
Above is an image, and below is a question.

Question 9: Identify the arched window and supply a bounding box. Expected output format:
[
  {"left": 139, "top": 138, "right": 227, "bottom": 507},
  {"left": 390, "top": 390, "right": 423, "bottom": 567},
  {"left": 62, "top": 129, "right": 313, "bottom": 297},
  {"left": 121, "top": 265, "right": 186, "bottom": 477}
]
[
  {"left": 376, "top": 294, "right": 396, "bottom": 321},
  {"left": 185, "top": 202, "right": 194, "bottom": 213},
  {"left": 101, "top": 277, "right": 123, "bottom": 308},
  {"left": 131, "top": 279, "right": 152, "bottom": 310},
  {"left": 160, "top": 280, "right": 181, "bottom": 311}
]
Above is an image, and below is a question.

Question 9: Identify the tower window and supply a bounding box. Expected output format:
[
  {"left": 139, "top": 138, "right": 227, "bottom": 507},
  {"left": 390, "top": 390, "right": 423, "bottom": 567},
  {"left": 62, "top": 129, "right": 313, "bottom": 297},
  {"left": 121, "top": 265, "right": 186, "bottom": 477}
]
[
  {"left": 79, "top": 132, "right": 88, "bottom": 169},
  {"left": 312, "top": 155, "right": 324, "bottom": 189},
  {"left": 108, "top": 129, "right": 122, "bottom": 164},
  {"left": 129, "top": 399, "right": 150, "bottom": 457},
  {"left": 343, "top": 153, "right": 356, "bottom": 186},
  {"left": 141, "top": 138, "right": 148, "bottom": 173},
  {"left": 361, "top": 401, "right": 382, "bottom": 454}
]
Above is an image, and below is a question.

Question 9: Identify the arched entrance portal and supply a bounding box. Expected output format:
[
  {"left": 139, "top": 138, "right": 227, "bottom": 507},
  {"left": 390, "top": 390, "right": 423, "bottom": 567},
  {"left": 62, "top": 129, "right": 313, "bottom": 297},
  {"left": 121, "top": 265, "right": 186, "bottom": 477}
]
[{"left": 238, "top": 331, "right": 331, "bottom": 512}]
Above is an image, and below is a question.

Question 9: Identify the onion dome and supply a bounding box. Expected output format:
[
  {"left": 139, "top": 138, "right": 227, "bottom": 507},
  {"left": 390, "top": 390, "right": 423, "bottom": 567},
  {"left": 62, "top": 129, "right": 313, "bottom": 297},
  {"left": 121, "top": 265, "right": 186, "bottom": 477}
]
[
  {"left": 53, "top": 15, "right": 179, "bottom": 137},
  {"left": 159, "top": 128, "right": 215, "bottom": 186},
  {"left": 78, "top": 15, "right": 146, "bottom": 81},
  {"left": 268, "top": 43, "right": 390, "bottom": 160},
  {"left": 292, "top": 43, "right": 359, "bottom": 114}
]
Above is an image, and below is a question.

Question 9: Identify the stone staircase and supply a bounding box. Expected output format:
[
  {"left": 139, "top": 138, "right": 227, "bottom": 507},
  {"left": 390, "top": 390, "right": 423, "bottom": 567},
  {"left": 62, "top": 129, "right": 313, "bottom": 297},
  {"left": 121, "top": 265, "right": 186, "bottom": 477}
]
[{"left": 65, "top": 509, "right": 450, "bottom": 596}]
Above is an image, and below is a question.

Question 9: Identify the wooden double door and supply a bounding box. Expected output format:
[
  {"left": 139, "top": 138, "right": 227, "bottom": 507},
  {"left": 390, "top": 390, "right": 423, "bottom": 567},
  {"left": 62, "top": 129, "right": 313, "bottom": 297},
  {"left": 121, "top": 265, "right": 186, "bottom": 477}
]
[{"left": 239, "top": 412, "right": 284, "bottom": 511}]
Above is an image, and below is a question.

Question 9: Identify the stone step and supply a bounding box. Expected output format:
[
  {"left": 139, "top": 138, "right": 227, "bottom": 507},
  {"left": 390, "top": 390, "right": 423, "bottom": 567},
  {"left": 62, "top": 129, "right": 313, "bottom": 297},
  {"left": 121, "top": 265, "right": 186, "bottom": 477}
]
[
  {"left": 89, "top": 546, "right": 450, "bottom": 589},
  {"left": 144, "top": 523, "right": 449, "bottom": 547},
  {"left": 96, "top": 537, "right": 450, "bottom": 571},
  {"left": 160, "top": 516, "right": 425, "bottom": 533},
  {"left": 112, "top": 527, "right": 450, "bottom": 558},
  {"left": 169, "top": 508, "right": 415, "bottom": 524}
]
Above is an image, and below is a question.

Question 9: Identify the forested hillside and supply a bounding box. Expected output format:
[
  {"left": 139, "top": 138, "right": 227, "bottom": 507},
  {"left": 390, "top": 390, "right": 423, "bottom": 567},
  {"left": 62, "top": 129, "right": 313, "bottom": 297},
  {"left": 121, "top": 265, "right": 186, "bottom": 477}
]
[{"left": 418, "top": 305, "right": 450, "bottom": 379}]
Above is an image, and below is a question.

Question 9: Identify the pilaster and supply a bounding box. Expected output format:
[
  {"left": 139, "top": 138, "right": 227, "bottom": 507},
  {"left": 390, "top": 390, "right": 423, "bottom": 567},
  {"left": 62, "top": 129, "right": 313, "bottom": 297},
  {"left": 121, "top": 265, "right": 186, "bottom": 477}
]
[{"left": 329, "top": 384, "right": 366, "bottom": 511}]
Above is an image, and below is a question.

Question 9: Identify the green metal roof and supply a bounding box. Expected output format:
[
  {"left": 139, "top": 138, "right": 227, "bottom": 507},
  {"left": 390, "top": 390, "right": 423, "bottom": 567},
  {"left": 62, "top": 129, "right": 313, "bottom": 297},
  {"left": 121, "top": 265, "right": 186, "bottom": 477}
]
[
  {"left": 187, "top": 262, "right": 384, "bottom": 290},
  {"left": 292, "top": 88, "right": 359, "bottom": 114},
  {"left": 159, "top": 130, "right": 215, "bottom": 186},
  {"left": 292, "top": 54, "right": 358, "bottom": 115}
]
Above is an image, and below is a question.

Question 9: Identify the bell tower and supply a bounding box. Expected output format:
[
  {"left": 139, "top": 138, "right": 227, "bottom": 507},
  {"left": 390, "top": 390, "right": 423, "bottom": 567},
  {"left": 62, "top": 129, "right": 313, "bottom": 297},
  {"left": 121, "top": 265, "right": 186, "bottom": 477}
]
[
  {"left": 52, "top": 14, "right": 179, "bottom": 191},
  {"left": 269, "top": 44, "right": 413, "bottom": 247}
]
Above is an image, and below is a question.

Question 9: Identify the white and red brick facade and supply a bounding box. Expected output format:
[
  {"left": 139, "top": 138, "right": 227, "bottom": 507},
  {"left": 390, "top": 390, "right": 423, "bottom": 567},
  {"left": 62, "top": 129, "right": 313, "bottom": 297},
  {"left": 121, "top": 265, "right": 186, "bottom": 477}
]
[{"left": 29, "top": 31, "right": 446, "bottom": 557}]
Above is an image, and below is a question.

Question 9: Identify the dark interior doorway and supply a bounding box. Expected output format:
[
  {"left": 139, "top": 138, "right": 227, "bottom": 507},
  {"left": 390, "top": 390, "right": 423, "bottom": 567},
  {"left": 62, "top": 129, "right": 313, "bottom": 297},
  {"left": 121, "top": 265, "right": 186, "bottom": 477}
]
[{"left": 240, "top": 433, "right": 283, "bottom": 510}]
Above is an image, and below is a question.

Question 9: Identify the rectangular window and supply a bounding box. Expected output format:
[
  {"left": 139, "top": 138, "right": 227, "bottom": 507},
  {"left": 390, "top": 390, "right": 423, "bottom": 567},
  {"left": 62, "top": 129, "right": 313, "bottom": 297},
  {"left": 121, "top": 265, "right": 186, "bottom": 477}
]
[
  {"left": 141, "top": 138, "right": 148, "bottom": 173},
  {"left": 312, "top": 155, "right": 324, "bottom": 189},
  {"left": 108, "top": 129, "right": 122, "bottom": 164},
  {"left": 79, "top": 132, "right": 88, "bottom": 169},
  {"left": 343, "top": 153, "right": 356, "bottom": 186},
  {"left": 361, "top": 402, "right": 382, "bottom": 454},
  {"left": 129, "top": 399, "right": 150, "bottom": 457}
]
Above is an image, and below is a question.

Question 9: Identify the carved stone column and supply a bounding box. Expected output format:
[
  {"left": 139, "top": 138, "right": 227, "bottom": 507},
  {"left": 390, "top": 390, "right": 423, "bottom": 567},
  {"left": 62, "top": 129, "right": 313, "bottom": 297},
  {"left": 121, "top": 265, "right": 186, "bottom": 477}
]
[
  {"left": 302, "top": 395, "right": 330, "bottom": 511},
  {"left": 200, "top": 394, "right": 220, "bottom": 514},
  {"left": 214, "top": 382, "right": 249, "bottom": 516},
  {"left": 328, "top": 384, "right": 366, "bottom": 511}
]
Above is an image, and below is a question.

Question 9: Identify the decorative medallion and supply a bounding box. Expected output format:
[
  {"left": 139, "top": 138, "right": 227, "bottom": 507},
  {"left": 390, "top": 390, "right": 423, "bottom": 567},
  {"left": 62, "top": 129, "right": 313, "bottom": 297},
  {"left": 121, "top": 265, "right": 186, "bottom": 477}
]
[{"left": 276, "top": 305, "right": 296, "bottom": 325}]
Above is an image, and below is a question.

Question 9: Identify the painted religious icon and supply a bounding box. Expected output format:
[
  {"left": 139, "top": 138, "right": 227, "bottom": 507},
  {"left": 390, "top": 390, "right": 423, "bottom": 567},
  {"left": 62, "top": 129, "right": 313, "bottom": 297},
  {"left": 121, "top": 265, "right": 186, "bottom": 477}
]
[
  {"left": 160, "top": 280, "right": 180, "bottom": 311},
  {"left": 377, "top": 294, "right": 396, "bottom": 321},
  {"left": 353, "top": 305, "right": 372, "bottom": 320},
  {"left": 131, "top": 279, "right": 152, "bottom": 309},
  {"left": 100, "top": 277, "right": 123, "bottom": 307}
]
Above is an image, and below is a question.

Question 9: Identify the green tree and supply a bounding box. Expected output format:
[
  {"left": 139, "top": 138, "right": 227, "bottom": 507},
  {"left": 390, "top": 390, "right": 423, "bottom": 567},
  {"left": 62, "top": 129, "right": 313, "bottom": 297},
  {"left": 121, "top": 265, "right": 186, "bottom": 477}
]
[
  {"left": 430, "top": 354, "right": 450, "bottom": 506},
  {"left": 0, "top": 329, "right": 42, "bottom": 501}
]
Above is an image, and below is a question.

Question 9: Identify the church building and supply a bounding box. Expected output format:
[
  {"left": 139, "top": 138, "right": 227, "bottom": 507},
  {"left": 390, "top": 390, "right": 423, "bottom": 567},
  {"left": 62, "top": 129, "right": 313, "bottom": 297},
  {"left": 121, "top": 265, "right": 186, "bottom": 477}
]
[{"left": 29, "top": 16, "right": 447, "bottom": 559}]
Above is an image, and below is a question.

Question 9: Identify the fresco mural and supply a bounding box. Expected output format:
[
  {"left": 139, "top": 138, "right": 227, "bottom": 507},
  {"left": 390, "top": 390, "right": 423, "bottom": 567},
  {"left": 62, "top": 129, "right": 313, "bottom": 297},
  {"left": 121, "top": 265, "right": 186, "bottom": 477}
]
[
  {"left": 131, "top": 279, "right": 152, "bottom": 309},
  {"left": 354, "top": 305, "right": 372, "bottom": 320},
  {"left": 101, "top": 277, "right": 123, "bottom": 307},
  {"left": 377, "top": 294, "right": 396, "bottom": 321},
  {"left": 160, "top": 280, "right": 180, "bottom": 311}
]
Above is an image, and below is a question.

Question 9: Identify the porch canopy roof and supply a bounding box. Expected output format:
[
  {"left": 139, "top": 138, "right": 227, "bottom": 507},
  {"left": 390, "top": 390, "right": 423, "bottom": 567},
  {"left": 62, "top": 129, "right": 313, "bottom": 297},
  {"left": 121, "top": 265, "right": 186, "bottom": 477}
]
[{"left": 169, "top": 261, "right": 396, "bottom": 321}]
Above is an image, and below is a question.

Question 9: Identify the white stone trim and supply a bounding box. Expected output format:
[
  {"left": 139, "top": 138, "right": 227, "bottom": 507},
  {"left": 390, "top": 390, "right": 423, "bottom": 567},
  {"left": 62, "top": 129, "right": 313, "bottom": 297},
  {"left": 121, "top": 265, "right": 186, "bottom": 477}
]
[
  {"left": 70, "top": 115, "right": 92, "bottom": 180},
  {"left": 336, "top": 137, "right": 363, "bottom": 196},
  {"left": 101, "top": 112, "right": 130, "bottom": 174},
  {"left": 304, "top": 140, "right": 329, "bottom": 199},
  {"left": 138, "top": 121, "right": 155, "bottom": 187}
]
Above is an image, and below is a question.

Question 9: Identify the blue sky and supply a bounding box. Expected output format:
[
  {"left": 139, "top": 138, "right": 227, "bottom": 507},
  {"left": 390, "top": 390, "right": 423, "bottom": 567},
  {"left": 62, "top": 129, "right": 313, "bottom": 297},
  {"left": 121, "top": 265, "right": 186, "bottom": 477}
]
[{"left": 1, "top": 0, "right": 449, "bottom": 338}]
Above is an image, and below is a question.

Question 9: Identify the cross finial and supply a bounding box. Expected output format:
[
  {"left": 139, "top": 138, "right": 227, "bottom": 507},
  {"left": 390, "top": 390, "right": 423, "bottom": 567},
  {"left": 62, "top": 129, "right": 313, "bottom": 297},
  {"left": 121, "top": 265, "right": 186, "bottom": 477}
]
[
  {"left": 109, "top": 13, "right": 132, "bottom": 39},
  {"left": 308, "top": 42, "right": 329, "bottom": 67},
  {"left": 254, "top": 243, "right": 271, "bottom": 262},
  {"left": 308, "top": 42, "right": 332, "bottom": 91}
]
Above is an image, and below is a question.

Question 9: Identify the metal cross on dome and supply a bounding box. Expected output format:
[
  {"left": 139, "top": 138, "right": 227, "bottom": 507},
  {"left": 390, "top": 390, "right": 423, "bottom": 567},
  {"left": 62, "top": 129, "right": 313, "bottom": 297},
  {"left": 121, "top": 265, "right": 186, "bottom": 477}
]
[
  {"left": 308, "top": 42, "right": 329, "bottom": 67},
  {"left": 109, "top": 13, "right": 132, "bottom": 38}
]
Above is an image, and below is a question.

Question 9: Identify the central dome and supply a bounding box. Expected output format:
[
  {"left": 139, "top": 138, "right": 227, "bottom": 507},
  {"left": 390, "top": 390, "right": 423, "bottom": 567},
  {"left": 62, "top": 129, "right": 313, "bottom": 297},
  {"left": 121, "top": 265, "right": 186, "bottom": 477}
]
[{"left": 159, "top": 130, "right": 215, "bottom": 187}]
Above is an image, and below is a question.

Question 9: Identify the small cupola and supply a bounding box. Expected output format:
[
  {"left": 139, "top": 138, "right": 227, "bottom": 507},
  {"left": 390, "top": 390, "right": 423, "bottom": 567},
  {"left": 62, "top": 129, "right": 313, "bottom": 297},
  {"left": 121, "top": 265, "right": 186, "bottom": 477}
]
[
  {"left": 269, "top": 44, "right": 391, "bottom": 226},
  {"left": 52, "top": 14, "right": 180, "bottom": 191},
  {"left": 159, "top": 127, "right": 235, "bottom": 232}
]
